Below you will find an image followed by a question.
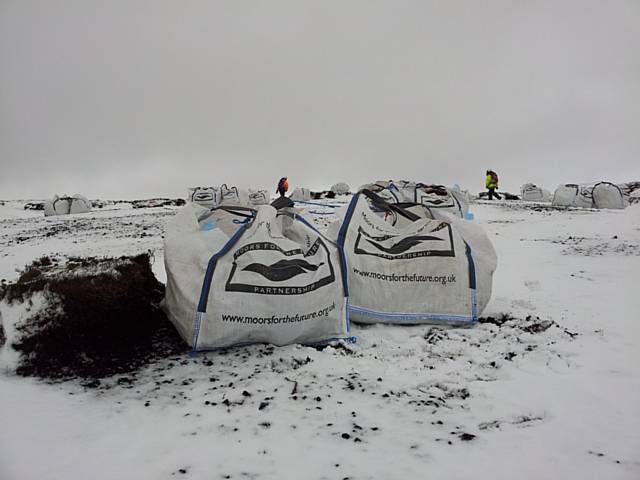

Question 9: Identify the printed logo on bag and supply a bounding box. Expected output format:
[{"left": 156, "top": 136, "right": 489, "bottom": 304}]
[
  {"left": 417, "top": 192, "right": 455, "bottom": 208},
  {"left": 225, "top": 238, "right": 336, "bottom": 295},
  {"left": 194, "top": 192, "right": 214, "bottom": 202},
  {"left": 354, "top": 222, "right": 455, "bottom": 260},
  {"left": 191, "top": 187, "right": 216, "bottom": 204},
  {"left": 249, "top": 191, "right": 268, "bottom": 204}
]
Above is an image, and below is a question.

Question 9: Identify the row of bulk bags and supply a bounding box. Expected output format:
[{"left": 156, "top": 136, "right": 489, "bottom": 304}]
[
  {"left": 164, "top": 204, "right": 349, "bottom": 350},
  {"left": 520, "top": 184, "right": 551, "bottom": 202},
  {"left": 164, "top": 189, "right": 496, "bottom": 351},
  {"left": 188, "top": 185, "right": 269, "bottom": 209},
  {"left": 552, "top": 182, "right": 627, "bottom": 209},
  {"left": 328, "top": 191, "right": 496, "bottom": 324},
  {"left": 357, "top": 180, "right": 469, "bottom": 218},
  {"left": 44, "top": 194, "right": 92, "bottom": 216}
]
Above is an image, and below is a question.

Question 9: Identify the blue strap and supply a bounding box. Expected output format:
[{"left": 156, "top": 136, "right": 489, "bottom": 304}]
[
  {"left": 196, "top": 224, "right": 251, "bottom": 313},
  {"left": 463, "top": 240, "right": 478, "bottom": 322},
  {"left": 191, "top": 223, "right": 251, "bottom": 352},
  {"left": 335, "top": 194, "right": 359, "bottom": 298}
]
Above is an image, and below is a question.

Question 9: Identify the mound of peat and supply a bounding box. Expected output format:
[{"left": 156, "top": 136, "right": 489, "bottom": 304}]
[{"left": 0, "top": 254, "right": 184, "bottom": 380}]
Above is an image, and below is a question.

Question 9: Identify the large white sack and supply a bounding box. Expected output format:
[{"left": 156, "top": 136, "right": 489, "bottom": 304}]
[
  {"left": 188, "top": 187, "right": 219, "bottom": 208},
  {"left": 330, "top": 193, "right": 497, "bottom": 325},
  {"left": 552, "top": 185, "right": 577, "bottom": 207},
  {"left": 219, "top": 184, "right": 250, "bottom": 206},
  {"left": 44, "top": 195, "right": 70, "bottom": 216},
  {"left": 164, "top": 204, "right": 349, "bottom": 350},
  {"left": 520, "top": 183, "right": 547, "bottom": 202},
  {"left": 592, "top": 182, "right": 627, "bottom": 209},
  {"left": 368, "top": 182, "right": 468, "bottom": 218},
  {"left": 248, "top": 189, "right": 269, "bottom": 206},
  {"left": 290, "top": 187, "right": 312, "bottom": 201},
  {"left": 69, "top": 194, "right": 92, "bottom": 214},
  {"left": 331, "top": 182, "right": 351, "bottom": 195},
  {"left": 450, "top": 184, "right": 472, "bottom": 204}
]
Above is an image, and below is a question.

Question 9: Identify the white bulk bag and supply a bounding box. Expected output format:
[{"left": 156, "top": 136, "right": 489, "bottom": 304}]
[
  {"left": 331, "top": 191, "right": 497, "bottom": 324},
  {"left": 188, "top": 187, "right": 219, "bottom": 208},
  {"left": 331, "top": 182, "right": 351, "bottom": 195},
  {"left": 69, "top": 194, "right": 92, "bottom": 214},
  {"left": 553, "top": 184, "right": 594, "bottom": 207},
  {"left": 552, "top": 184, "right": 578, "bottom": 207},
  {"left": 164, "top": 204, "right": 350, "bottom": 350},
  {"left": 373, "top": 182, "right": 468, "bottom": 219},
  {"left": 290, "top": 187, "right": 312, "bottom": 201},
  {"left": 592, "top": 182, "right": 626, "bottom": 209},
  {"left": 219, "top": 184, "right": 250, "bottom": 206},
  {"left": 44, "top": 195, "right": 70, "bottom": 216},
  {"left": 520, "top": 183, "right": 546, "bottom": 202},
  {"left": 248, "top": 189, "right": 269, "bottom": 206}
]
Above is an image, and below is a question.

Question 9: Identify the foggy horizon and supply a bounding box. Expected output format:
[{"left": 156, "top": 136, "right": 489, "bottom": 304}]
[{"left": 2, "top": 1, "right": 639, "bottom": 199}]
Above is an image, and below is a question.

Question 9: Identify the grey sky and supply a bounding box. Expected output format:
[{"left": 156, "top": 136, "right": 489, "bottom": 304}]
[{"left": 1, "top": 0, "right": 639, "bottom": 199}]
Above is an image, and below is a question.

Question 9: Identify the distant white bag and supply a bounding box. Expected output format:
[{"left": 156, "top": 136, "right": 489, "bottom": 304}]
[
  {"left": 364, "top": 182, "right": 468, "bottom": 219},
  {"left": 290, "top": 187, "right": 312, "bottom": 201},
  {"left": 520, "top": 183, "right": 549, "bottom": 202},
  {"left": 219, "top": 184, "right": 249, "bottom": 206},
  {"left": 552, "top": 184, "right": 593, "bottom": 208},
  {"left": 188, "top": 187, "right": 219, "bottom": 208},
  {"left": 248, "top": 189, "right": 269, "bottom": 206},
  {"left": 164, "top": 204, "right": 349, "bottom": 350},
  {"left": 330, "top": 192, "right": 497, "bottom": 324},
  {"left": 44, "top": 194, "right": 91, "bottom": 216},
  {"left": 69, "top": 194, "right": 92, "bottom": 214},
  {"left": 592, "top": 182, "right": 627, "bottom": 209},
  {"left": 44, "top": 195, "right": 68, "bottom": 216},
  {"left": 552, "top": 184, "right": 578, "bottom": 207},
  {"left": 331, "top": 182, "right": 351, "bottom": 195}
]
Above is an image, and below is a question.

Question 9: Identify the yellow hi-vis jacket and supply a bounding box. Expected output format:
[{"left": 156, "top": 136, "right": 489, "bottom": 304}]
[{"left": 486, "top": 173, "right": 498, "bottom": 189}]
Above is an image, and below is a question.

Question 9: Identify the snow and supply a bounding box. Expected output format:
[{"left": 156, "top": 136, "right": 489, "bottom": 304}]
[{"left": 0, "top": 199, "right": 639, "bottom": 480}]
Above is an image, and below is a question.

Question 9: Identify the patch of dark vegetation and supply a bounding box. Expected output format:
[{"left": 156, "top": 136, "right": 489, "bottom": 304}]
[
  {"left": 311, "top": 341, "right": 356, "bottom": 355},
  {"left": 478, "top": 313, "right": 514, "bottom": 327},
  {"left": 522, "top": 319, "right": 554, "bottom": 334},
  {"left": 0, "top": 321, "right": 5, "bottom": 347},
  {"left": 1, "top": 253, "right": 185, "bottom": 381},
  {"left": 479, "top": 314, "right": 560, "bottom": 335},
  {"left": 131, "top": 198, "right": 185, "bottom": 209}
]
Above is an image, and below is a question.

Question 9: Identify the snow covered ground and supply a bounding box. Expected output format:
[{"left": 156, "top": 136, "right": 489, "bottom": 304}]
[{"left": 0, "top": 199, "right": 638, "bottom": 480}]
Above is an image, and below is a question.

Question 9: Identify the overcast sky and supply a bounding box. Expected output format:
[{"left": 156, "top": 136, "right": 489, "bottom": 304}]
[{"left": 1, "top": 0, "right": 639, "bottom": 199}]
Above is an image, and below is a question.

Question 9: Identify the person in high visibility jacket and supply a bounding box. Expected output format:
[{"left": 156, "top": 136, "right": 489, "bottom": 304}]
[
  {"left": 276, "top": 177, "right": 289, "bottom": 197},
  {"left": 485, "top": 170, "right": 502, "bottom": 200}
]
